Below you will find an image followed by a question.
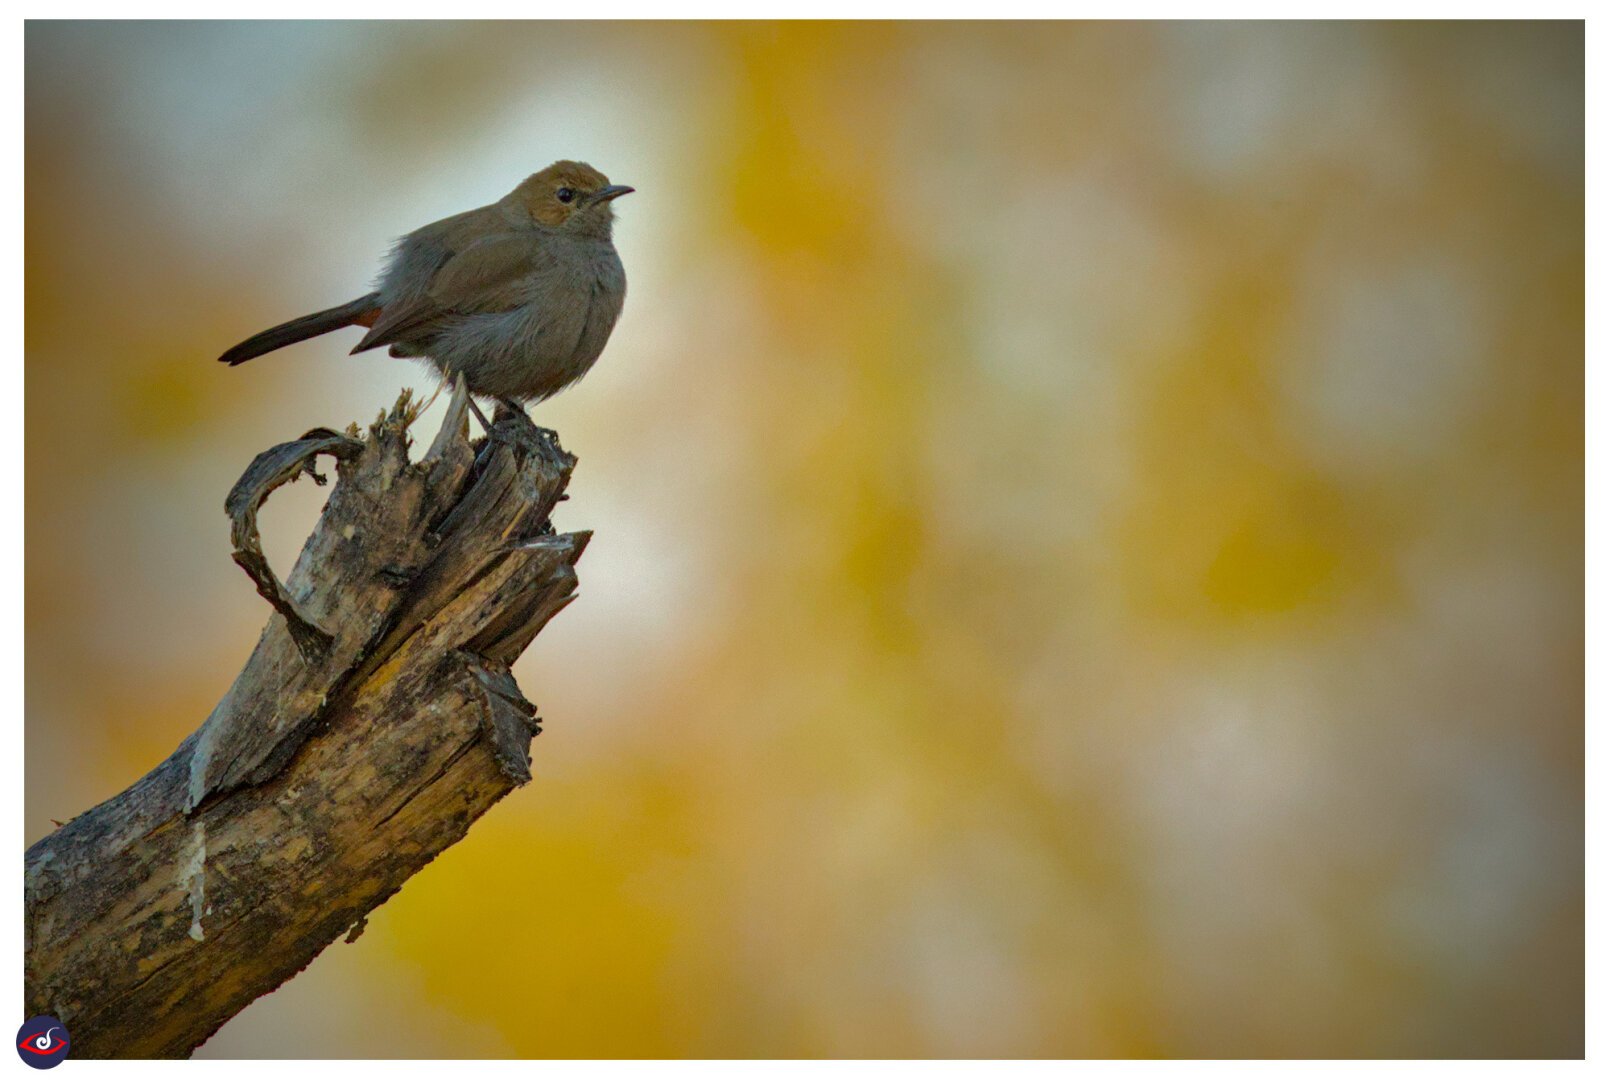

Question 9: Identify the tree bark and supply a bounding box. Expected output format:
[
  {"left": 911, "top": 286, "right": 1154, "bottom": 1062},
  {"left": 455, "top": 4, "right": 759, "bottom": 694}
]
[{"left": 24, "top": 382, "right": 588, "bottom": 1058}]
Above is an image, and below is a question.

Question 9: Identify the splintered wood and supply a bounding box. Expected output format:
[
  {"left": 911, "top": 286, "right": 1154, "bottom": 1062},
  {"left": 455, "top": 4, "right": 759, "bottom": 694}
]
[{"left": 25, "top": 384, "right": 588, "bottom": 1058}]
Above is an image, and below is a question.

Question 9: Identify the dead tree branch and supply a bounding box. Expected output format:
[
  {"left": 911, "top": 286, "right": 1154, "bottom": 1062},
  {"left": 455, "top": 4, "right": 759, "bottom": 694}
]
[{"left": 24, "top": 382, "right": 589, "bottom": 1058}]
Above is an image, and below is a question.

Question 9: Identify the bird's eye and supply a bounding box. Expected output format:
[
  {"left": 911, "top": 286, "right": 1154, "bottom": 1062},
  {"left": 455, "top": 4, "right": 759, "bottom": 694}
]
[{"left": 556, "top": 187, "right": 575, "bottom": 204}]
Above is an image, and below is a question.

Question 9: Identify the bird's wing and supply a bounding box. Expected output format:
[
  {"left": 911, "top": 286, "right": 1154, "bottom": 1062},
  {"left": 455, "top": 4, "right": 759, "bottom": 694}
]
[{"left": 351, "top": 232, "right": 550, "bottom": 353}]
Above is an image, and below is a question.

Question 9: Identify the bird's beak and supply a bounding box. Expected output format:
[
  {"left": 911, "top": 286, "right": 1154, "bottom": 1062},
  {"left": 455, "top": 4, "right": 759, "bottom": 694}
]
[{"left": 591, "top": 185, "right": 635, "bottom": 205}]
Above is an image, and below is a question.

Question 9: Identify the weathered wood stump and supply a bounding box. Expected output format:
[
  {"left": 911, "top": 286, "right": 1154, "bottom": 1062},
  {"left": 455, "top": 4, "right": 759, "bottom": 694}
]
[{"left": 24, "top": 382, "right": 588, "bottom": 1058}]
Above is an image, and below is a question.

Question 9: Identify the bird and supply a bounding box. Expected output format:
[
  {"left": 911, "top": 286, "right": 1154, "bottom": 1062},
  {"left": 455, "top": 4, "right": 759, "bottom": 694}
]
[{"left": 218, "top": 161, "right": 632, "bottom": 420}]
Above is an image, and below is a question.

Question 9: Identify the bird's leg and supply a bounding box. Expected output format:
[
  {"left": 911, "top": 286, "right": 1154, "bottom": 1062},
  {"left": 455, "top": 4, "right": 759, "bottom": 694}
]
[
  {"left": 494, "top": 397, "right": 529, "bottom": 421},
  {"left": 466, "top": 395, "right": 495, "bottom": 434},
  {"left": 465, "top": 395, "right": 503, "bottom": 475}
]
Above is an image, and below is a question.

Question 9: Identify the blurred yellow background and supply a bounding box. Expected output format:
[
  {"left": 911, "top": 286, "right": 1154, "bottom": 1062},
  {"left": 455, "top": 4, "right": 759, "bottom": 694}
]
[{"left": 25, "top": 20, "right": 1582, "bottom": 1058}]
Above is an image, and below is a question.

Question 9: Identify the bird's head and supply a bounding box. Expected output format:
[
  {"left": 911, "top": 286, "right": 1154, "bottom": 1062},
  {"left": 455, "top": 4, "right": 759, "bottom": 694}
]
[{"left": 512, "top": 161, "right": 634, "bottom": 236}]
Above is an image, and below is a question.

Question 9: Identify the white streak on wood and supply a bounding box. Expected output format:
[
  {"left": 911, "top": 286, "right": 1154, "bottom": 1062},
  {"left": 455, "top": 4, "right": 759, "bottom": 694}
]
[{"left": 180, "top": 821, "right": 207, "bottom": 942}]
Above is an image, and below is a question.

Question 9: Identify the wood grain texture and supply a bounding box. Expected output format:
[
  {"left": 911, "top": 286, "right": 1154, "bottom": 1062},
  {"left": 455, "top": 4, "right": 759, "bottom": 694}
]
[{"left": 24, "top": 383, "right": 588, "bottom": 1058}]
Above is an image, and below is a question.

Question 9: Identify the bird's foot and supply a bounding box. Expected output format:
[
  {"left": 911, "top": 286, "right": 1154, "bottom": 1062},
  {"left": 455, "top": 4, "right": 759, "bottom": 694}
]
[{"left": 492, "top": 398, "right": 563, "bottom": 455}]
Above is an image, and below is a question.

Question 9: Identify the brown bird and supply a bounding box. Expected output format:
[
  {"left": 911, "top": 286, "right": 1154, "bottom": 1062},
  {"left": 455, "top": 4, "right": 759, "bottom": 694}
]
[{"left": 219, "top": 161, "right": 632, "bottom": 416}]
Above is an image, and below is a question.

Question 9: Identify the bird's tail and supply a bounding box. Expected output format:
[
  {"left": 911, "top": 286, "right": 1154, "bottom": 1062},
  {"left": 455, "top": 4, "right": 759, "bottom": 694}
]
[{"left": 218, "top": 293, "right": 383, "bottom": 366}]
